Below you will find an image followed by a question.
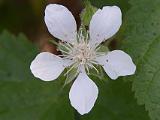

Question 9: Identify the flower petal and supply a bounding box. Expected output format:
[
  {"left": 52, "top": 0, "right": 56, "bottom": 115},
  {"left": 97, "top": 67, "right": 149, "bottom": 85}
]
[
  {"left": 69, "top": 72, "right": 98, "bottom": 115},
  {"left": 30, "top": 52, "right": 65, "bottom": 81},
  {"left": 45, "top": 4, "right": 77, "bottom": 43},
  {"left": 89, "top": 6, "right": 122, "bottom": 46},
  {"left": 96, "top": 50, "right": 136, "bottom": 80}
]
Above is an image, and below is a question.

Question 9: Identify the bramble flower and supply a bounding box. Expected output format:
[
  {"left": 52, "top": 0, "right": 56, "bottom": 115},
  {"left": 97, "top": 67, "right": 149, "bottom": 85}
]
[{"left": 30, "top": 4, "right": 136, "bottom": 115}]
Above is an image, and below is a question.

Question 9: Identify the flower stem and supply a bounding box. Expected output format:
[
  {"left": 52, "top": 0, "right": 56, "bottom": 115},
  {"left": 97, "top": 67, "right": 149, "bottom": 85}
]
[{"left": 74, "top": 110, "right": 81, "bottom": 120}]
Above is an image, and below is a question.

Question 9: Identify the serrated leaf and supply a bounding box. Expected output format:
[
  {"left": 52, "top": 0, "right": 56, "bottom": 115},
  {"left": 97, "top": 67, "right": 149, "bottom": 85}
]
[
  {"left": 0, "top": 30, "right": 150, "bottom": 120},
  {"left": 119, "top": 0, "right": 160, "bottom": 119},
  {"left": 0, "top": 31, "right": 74, "bottom": 120},
  {"left": 132, "top": 36, "right": 160, "bottom": 120},
  {"left": 82, "top": 80, "right": 150, "bottom": 120}
]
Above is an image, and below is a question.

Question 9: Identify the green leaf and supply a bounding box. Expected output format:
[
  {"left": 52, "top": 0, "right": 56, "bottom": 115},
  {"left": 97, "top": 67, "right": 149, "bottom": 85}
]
[
  {"left": 0, "top": 31, "right": 74, "bottom": 120},
  {"left": 0, "top": 31, "right": 150, "bottom": 120},
  {"left": 119, "top": 0, "right": 160, "bottom": 119},
  {"left": 82, "top": 80, "right": 150, "bottom": 120},
  {"left": 132, "top": 36, "right": 160, "bottom": 120}
]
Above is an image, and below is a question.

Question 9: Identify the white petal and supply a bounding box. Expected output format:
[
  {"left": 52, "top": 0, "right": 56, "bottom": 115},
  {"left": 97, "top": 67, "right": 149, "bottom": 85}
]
[
  {"left": 30, "top": 52, "right": 66, "bottom": 81},
  {"left": 69, "top": 72, "right": 98, "bottom": 115},
  {"left": 89, "top": 6, "right": 122, "bottom": 46},
  {"left": 96, "top": 50, "right": 136, "bottom": 80},
  {"left": 45, "top": 4, "right": 77, "bottom": 43}
]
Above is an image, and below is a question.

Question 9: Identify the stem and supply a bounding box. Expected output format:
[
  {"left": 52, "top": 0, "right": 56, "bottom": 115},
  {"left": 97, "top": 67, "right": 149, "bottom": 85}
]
[{"left": 74, "top": 110, "right": 81, "bottom": 120}]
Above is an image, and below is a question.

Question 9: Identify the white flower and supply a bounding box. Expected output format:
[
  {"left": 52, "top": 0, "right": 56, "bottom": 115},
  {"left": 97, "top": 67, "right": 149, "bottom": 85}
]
[{"left": 30, "top": 4, "right": 136, "bottom": 115}]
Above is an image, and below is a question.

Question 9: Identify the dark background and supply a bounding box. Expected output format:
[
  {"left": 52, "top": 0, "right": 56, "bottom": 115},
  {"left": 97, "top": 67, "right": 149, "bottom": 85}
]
[{"left": 0, "top": 0, "right": 82, "bottom": 53}]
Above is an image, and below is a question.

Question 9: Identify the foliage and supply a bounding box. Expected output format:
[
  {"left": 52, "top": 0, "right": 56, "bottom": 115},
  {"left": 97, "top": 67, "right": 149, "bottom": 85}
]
[
  {"left": 90, "top": 0, "right": 160, "bottom": 120},
  {"left": 0, "top": 31, "right": 74, "bottom": 120},
  {"left": 0, "top": 0, "right": 160, "bottom": 119},
  {"left": 119, "top": 0, "right": 160, "bottom": 119},
  {"left": 0, "top": 31, "right": 149, "bottom": 119}
]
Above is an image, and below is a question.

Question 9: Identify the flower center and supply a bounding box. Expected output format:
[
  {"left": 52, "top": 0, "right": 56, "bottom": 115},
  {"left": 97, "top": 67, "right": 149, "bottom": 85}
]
[
  {"left": 58, "top": 27, "right": 103, "bottom": 73},
  {"left": 70, "top": 42, "right": 96, "bottom": 65}
]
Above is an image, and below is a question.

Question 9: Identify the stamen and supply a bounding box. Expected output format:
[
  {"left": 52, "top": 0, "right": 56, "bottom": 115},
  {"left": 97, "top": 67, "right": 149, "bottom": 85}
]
[
  {"left": 59, "top": 49, "right": 70, "bottom": 55},
  {"left": 89, "top": 63, "right": 99, "bottom": 74},
  {"left": 64, "top": 62, "right": 78, "bottom": 76},
  {"left": 90, "top": 60, "right": 99, "bottom": 65},
  {"left": 65, "top": 42, "right": 74, "bottom": 49},
  {"left": 58, "top": 54, "right": 69, "bottom": 57},
  {"left": 85, "top": 30, "right": 89, "bottom": 43},
  {"left": 96, "top": 52, "right": 106, "bottom": 57},
  {"left": 59, "top": 43, "right": 72, "bottom": 51},
  {"left": 85, "top": 64, "right": 90, "bottom": 74},
  {"left": 58, "top": 26, "right": 102, "bottom": 75},
  {"left": 95, "top": 46, "right": 101, "bottom": 51}
]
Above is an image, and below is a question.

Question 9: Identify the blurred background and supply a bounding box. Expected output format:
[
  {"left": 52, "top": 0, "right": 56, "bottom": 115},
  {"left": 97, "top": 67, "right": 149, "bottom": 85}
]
[
  {"left": 0, "top": 0, "right": 129, "bottom": 52},
  {"left": 0, "top": 0, "right": 45, "bottom": 40},
  {"left": 0, "top": 0, "right": 82, "bottom": 53}
]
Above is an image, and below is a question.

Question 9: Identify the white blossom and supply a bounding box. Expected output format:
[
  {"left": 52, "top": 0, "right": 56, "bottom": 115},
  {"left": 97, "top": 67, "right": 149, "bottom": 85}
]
[{"left": 30, "top": 4, "right": 136, "bottom": 115}]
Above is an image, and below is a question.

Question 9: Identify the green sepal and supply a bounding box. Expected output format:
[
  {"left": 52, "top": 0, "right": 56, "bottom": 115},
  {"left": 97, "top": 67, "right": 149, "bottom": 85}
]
[
  {"left": 58, "top": 42, "right": 71, "bottom": 55},
  {"left": 49, "top": 39, "right": 59, "bottom": 46},
  {"left": 63, "top": 67, "right": 78, "bottom": 87},
  {"left": 80, "top": 0, "right": 98, "bottom": 26},
  {"left": 97, "top": 45, "right": 109, "bottom": 53}
]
